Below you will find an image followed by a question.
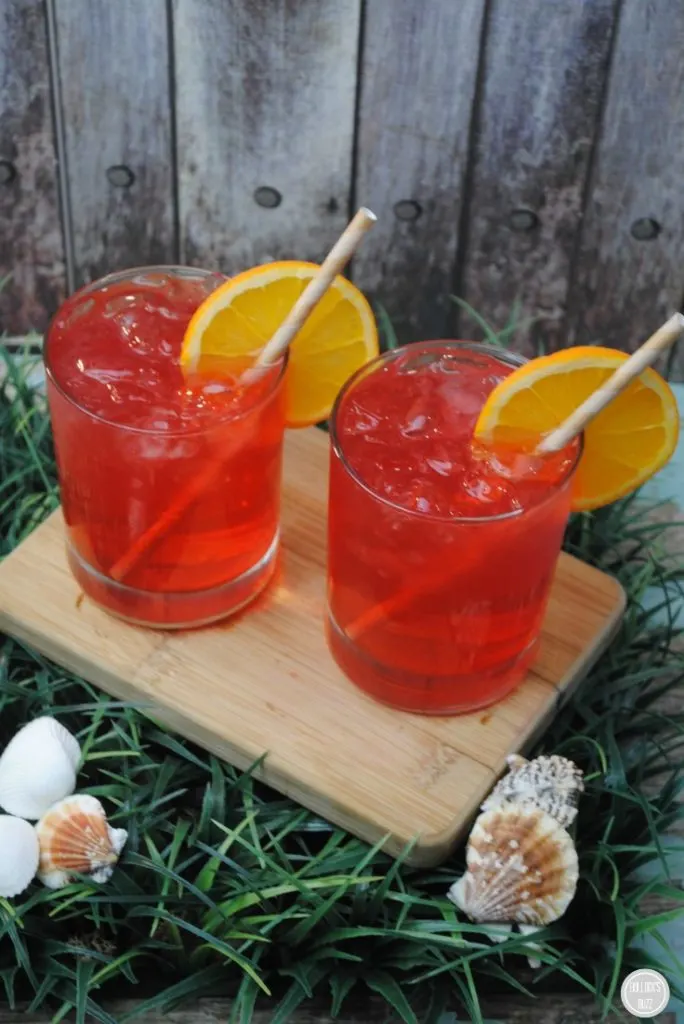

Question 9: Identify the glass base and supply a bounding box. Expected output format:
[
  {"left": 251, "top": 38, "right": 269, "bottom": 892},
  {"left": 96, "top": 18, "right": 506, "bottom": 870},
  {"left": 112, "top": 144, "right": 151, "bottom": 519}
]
[
  {"left": 67, "top": 532, "right": 279, "bottom": 630},
  {"left": 326, "top": 607, "right": 537, "bottom": 716}
]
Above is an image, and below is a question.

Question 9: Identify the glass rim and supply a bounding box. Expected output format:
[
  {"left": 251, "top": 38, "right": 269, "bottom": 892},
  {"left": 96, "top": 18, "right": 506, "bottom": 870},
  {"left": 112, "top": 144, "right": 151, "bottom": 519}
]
[
  {"left": 43, "top": 264, "right": 287, "bottom": 438},
  {"left": 328, "top": 339, "right": 584, "bottom": 525}
]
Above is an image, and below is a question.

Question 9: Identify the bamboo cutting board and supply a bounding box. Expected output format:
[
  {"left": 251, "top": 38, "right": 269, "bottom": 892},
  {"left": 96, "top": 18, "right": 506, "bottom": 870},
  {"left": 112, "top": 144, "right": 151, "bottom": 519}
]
[{"left": 0, "top": 428, "right": 626, "bottom": 866}]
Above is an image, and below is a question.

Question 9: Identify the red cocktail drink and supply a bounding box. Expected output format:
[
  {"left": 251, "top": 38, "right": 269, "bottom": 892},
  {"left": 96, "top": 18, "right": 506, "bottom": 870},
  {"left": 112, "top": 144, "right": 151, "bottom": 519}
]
[
  {"left": 326, "top": 342, "right": 580, "bottom": 714},
  {"left": 45, "top": 267, "right": 285, "bottom": 628}
]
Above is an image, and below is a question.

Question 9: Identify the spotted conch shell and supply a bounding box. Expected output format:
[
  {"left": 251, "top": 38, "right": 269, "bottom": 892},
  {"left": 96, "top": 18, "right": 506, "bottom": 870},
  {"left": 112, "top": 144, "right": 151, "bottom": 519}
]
[
  {"left": 481, "top": 754, "right": 584, "bottom": 828},
  {"left": 448, "top": 803, "right": 579, "bottom": 928},
  {"left": 35, "top": 795, "right": 128, "bottom": 890}
]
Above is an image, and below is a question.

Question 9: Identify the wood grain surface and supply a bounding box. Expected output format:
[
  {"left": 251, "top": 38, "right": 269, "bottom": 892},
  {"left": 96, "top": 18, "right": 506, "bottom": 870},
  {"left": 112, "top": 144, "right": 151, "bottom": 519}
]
[
  {"left": 54, "top": 0, "right": 175, "bottom": 286},
  {"left": 456, "top": 0, "right": 617, "bottom": 355},
  {"left": 3, "top": 2, "right": 684, "bottom": 360},
  {"left": 0, "top": 429, "right": 625, "bottom": 867},
  {"left": 0, "top": 0, "right": 65, "bottom": 335},
  {"left": 173, "top": 0, "right": 361, "bottom": 273},
  {"left": 352, "top": 0, "right": 485, "bottom": 343},
  {"left": 567, "top": 0, "right": 684, "bottom": 368}
]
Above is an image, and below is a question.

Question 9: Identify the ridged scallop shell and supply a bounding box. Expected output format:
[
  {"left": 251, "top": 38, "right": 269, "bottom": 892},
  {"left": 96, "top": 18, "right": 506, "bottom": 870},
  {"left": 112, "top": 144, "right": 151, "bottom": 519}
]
[
  {"left": 447, "top": 803, "right": 579, "bottom": 926},
  {"left": 0, "top": 815, "right": 40, "bottom": 898},
  {"left": 0, "top": 717, "right": 81, "bottom": 820},
  {"left": 35, "top": 795, "right": 128, "bottom": 890},
  {"left": 481, "top": 754, "right": 584, "bottom": 828}
]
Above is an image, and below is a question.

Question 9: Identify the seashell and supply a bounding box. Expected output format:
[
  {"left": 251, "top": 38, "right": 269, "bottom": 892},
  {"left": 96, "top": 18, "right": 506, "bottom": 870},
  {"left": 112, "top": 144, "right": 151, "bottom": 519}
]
[
  {"left": 0, "top": 815, "right": 40, "bottom": 898},
  {"left": 447, "top": 803, "right": 579, "bottom": 927},
  {"left": 35, "top": 794, "right": 128, "bottom": 890},
  {"left": 481, "top": 753, "right": 584, "bottom": 828},
  {"left": 0, "top": 717, "right": 81, "bottom": 820}
]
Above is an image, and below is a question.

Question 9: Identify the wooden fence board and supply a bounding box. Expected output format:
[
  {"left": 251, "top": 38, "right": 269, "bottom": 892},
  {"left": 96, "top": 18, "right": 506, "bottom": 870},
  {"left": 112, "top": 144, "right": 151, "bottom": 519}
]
[
  {"left": 54, "top": 0, "right": 175, "bottom": 287},
  {"left": 456, "top": 0, "right": 617, "bottom": 355},
  {"left": 352, "top": 0, "right": 486, "bottom": 343},
  {"left": 568, "top": 0, "right": 684, "bottom": 368},
  {"left": 0, "top": 0, "right": 65, "bottom": 335},
  {"left": 173, "top": 0, "right": 361, "bottom": 273}
]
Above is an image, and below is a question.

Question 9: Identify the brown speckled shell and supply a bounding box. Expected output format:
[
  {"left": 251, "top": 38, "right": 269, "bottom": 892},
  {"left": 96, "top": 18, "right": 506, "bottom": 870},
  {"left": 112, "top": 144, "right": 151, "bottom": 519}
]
[
  {"left": 481, "top": 754, "right": 584, "bottom": 828},
  {"left": 447, "top": 803, "right": 579, "bottom": 926}
]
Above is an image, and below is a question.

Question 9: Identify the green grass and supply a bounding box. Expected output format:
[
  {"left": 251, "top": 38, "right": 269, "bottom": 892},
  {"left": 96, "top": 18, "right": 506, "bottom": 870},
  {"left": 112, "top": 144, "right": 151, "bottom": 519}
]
[{"left": 1, "top": 340, "right": 683, "bottom": 1023}]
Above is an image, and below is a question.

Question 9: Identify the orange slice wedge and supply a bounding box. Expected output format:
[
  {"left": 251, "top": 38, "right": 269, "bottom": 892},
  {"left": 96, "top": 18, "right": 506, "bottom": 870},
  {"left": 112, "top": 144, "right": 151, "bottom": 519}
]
[
  {"left": 180, "top": 261, "right": 379, "bottom": 427},
  {"left": 474, "top": 346, "right": 679, "bottom": 511}
]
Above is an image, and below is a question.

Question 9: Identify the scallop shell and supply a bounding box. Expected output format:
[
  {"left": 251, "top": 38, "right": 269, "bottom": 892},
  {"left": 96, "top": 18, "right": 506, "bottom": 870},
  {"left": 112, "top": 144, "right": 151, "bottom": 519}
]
[
  {"left": 35, "top": 795, "right": 128, "bottom": 890},
  {"left": 0, "top": 717, "right": 81, "bottom": 820},
  {"left": 0, "top": 815, "right": 40, "bottom": 898},
  {"left": 481, "top": 754, "right": 584, "bottom": 828},
  {"left": 447, "top": 803, "right": 579, "bottom": 927}
]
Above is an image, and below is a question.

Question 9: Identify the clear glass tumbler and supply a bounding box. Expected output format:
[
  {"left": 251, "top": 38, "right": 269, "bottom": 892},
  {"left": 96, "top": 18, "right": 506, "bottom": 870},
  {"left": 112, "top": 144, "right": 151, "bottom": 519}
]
[
  {"left": 326, "top": 341, "right": 580, "bottom": 714},
  {"left": 45, "top": 266, "right": 286, "bottom": 628}
]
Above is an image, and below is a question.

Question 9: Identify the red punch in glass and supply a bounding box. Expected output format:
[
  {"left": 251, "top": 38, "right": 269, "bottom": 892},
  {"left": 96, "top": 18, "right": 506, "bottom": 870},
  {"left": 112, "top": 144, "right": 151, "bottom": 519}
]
[
  {"left": 45, "top": 266, "right": 286, "bottom": 629},
  {"left": 326, "top": 341, "right": 580, "bottom": 715}
]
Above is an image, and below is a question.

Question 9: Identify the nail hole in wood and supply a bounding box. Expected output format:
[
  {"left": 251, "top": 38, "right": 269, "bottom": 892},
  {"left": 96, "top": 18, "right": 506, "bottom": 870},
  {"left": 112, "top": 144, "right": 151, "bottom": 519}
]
[
  {"left": 393, "top": 200, "right": 422, "bottom": 222},
  {"left": 106, "top": 165, "right": 135, "bottom": 188},
  {"left": 508, "top": 208, "right": 539, "bottom": 232},
  {"left": 630, "top": 217, "right": 661, "bottom": 241},
  {"left": 0, "top": 160, "right": 17, "bottom": 185},
  {"left": 254, "top": 186, "right": 282, "bottom": 209}
]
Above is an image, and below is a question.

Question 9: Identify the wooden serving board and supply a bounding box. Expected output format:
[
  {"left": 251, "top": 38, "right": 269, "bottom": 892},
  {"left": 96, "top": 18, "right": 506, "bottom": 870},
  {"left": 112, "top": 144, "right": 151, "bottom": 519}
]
[{"left": 0, "top": 428, "right": 626, "bottom": 866}]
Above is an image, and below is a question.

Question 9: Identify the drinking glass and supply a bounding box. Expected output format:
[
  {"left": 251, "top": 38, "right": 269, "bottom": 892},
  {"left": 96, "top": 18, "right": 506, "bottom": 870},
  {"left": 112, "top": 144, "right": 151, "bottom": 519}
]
[
  {"left": 45, "top": 266, "right": 286, "bottom": 628},
  {"left": 326, "top": 341, "right": 580, "bottom": 714}
]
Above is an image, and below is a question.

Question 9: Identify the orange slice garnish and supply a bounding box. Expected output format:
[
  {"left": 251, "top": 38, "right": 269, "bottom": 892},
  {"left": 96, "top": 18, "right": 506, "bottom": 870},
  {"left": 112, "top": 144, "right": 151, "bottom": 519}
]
[
  {"left": 180, "top": 261, "right": 378, "bottom": 427},
  {"left": 474, "top": 346, "right": 679, "bottom": 511}
]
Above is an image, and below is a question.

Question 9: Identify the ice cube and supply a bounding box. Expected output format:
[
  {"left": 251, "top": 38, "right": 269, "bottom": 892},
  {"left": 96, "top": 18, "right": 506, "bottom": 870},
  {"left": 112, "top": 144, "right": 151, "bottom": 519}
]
[
  {"left": 140, "top": 406, "right": 183, "bottom": 432},
  {"left": 346, "top": 398, "right": 382, "bottom": 436},
  {"left": 449, "top": 471, "right": 522, "bottom": 518},
  {"left": 102, "top": 295, "right": 152, "bottom": 355},
  {"left": 425, "top": 457, "right": 453, "bottom": 477},
  {"left": 399, "top": 390, "right": 436, "bottom": 439},
  {"left": 400, "top": 412, "right": 429, "bottom": 437},
  {"left": 438, "top": 353, "right": 463, "bottom": 375},
  {"left": 397, "top": 349, "right": 442, "bottom": 375},
  {"left": 202, "top": 381, "right": 233, "bottom": 396},
  {"left": 62, "top": 297, "right": 95, "bottom": 328},
  {"left": 102, "top": 294, "right": 139, "bottom": 317},
  {"left": 471, "top": 440, "right": 545, "bottom": 482},
  {"left": 132, "top": 272, "right": 170, "bottom": 289},
  {"left": 379, "top": 473, "right": 445, "bottom": 516},
  {"left": 130, "top": 428, "right": 197, "bottom": 462},
  {"left": 83, "top": 367, "right": 136, "bottom": 387}
]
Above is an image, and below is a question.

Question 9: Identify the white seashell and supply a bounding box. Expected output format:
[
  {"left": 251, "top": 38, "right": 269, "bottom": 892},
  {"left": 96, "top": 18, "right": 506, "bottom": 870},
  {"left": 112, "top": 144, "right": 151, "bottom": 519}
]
[
  {"left": 36, "top": 794, "right": 128, "bottom": 890},
  {"left": 481, "top": 753, "right": 584, "bottom": 828},
  {"left": 0, "top": 717, "right": 81, "bottom": 820},
  {"left": 518, "top": 922, "right": 544, "bottom": 969},
  {"left": 447, "top": 803, "right": 579, "bottom": 927},
  {"left": 0, "top": 815, "right": 40, "bottom": 898}
]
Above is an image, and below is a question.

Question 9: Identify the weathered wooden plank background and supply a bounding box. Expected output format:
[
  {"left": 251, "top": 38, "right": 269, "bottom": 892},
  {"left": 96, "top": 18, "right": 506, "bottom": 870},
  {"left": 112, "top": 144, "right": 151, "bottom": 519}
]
[
  {"left": 567, "top": 0, "right": 684, "bottom": 359},
  {"left": 54, "top": 0, "right": 175, "bottom": 287},
  {"left": 0, "top": 995, "right": 677, "bottom": 1023},
  {"left": 174, "top": 0, "right": 361, "bottom": 273},
  {"left": 353, "top": 0, "right": 485, "bottom": 342},
  {"left": 1, "top": 0, "right": 684, "bottom": 360},
  {"left": 457, "top": 0, "right": 618, "bottom": 354},
  {"left": 0, "top": 0, "right": 65, "bottom": 335}
]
